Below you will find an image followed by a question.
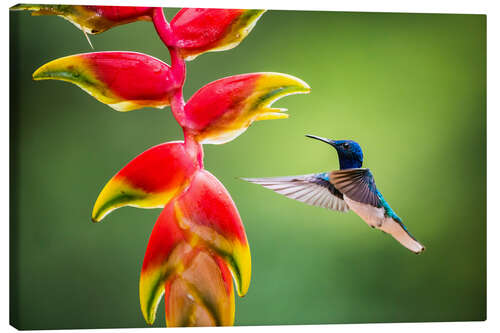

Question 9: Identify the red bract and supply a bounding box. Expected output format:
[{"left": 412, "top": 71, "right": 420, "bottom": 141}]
[
  {"left": 92, "top": 141, "right": 203, "bottom": 222},
  {"left": 33, "top": 52, "right": 178, "bottom": 111},
  {"left": 183, "top": 73, "right": 310, "bottom": 144},
  {"left": 140, "top": 169, "right": 250, "bottom": 326},
  {"left": 170, "top": 9, "right": 266, "bottom": 60},
  {"left": 11, "top": 4, "right": 152, "bottom": 34},
  {"left": 16, "top": 5, "right": 310, "bottom": 327},
  {"left": 173, "top": 170, "right": 251, "bottom": 296}
]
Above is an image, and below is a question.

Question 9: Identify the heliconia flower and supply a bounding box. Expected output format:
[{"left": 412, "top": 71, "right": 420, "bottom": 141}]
[
  {"left": 170, "top": 9, "right": 266, "bottom": 60},
  {"left": 140, "top": 169, "right": 250, "bottom": 326},
  {"left": 32, "top": 52, "right": 178, "bottom": 112},
  {"left": 92, "top": 141, "right": 203, "bottom": 222},
  {"left": 181, "top": 73, "right": 311, "bottom": 144},
  {"left": 10, "top": 4, "right": 153, "bottom": 34},
  {"left": 14, "top": 1, "right": 311, "bottom": 328}
]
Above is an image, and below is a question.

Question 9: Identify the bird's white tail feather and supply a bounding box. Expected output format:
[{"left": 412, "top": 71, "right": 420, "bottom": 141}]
[
  {"left": 379, "top": 219, "right": 425, "bottom": 254},
  {"left": 343, "top": 196, "right": 424, "bottom": 254}
]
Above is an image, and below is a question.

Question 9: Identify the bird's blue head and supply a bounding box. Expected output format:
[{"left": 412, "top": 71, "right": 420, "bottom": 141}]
[{"left": 306, "top": 134, "right": 363, "bottom": 169}]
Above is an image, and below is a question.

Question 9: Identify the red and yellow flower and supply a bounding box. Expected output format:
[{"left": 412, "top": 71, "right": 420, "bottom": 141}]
[
  {"left": 33, "top": 52, "right": 178, "bottom": 112},
  {"left": 170, "top": 8, "right": 265, "bottom": 60},
  {"left": 11, "top": 4, "right": 153, "bottom": 34},
  {"left": 183, "top": 73, "right": 311, "bottom": 144},
  {"left": 91, "top": 141, "right": 202, "bottom": 222},
  {"left": 139, "top": 169, "right": 251, "bottom": 326}
]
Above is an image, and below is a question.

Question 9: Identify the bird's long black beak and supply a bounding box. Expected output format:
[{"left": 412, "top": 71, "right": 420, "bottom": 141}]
[{"left": 305, "top": 134, "right": 336, "bottom": 147}]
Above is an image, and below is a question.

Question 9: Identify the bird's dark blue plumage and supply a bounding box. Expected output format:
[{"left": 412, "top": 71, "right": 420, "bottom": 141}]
[{"left": 242, "top": 134, "right": 425, "bottom": 254}]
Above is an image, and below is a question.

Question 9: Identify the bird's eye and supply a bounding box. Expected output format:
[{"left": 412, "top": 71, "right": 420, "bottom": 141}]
[{"left": 342, "top": 142, "right": 350, "bottom": 150}]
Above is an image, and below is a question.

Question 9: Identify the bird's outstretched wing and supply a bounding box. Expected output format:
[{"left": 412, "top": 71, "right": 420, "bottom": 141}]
[
  {"left": 241, "top": 173, "right": 349, "bottom": 212},
  {"left": 330, "top": 168, "right": 381, "bottom": 207}
]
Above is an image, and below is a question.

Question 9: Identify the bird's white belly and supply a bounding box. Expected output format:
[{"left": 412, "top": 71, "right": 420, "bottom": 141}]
[{"left": 344, "top": 196, "right": 386, "bottom": 227}]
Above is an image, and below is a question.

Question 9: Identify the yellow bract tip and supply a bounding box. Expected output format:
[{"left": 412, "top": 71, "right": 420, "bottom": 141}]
[{"left": 255, "top": 110, "right": 289, "bottom": 121}]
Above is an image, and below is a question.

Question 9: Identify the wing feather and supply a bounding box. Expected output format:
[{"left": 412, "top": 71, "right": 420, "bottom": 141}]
[
  {"left": 242, "top": 173, "right": 349, "bottom": 212},
  {"left": 330, "top": 168, "right": 381, "bottom": 207}
]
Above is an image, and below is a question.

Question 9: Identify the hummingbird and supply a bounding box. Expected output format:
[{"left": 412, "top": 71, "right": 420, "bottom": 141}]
[{"left": 242, "top": 134, "right": 425, "bottom": 254}]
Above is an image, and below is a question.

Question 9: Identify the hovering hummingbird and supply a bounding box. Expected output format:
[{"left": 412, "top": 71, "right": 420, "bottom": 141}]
[{"left": 242, "top": 134, "right": 425, "bottom": 254}]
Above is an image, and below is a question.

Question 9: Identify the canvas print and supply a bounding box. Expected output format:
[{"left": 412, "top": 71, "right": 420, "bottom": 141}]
[{"left": 9, "top": 3, "right": 486, "bottom": 329}]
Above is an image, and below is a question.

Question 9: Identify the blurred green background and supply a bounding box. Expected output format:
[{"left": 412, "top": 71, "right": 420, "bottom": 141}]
[{"left": 10, "top": 8, "right": 485, "bottom": 330}]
